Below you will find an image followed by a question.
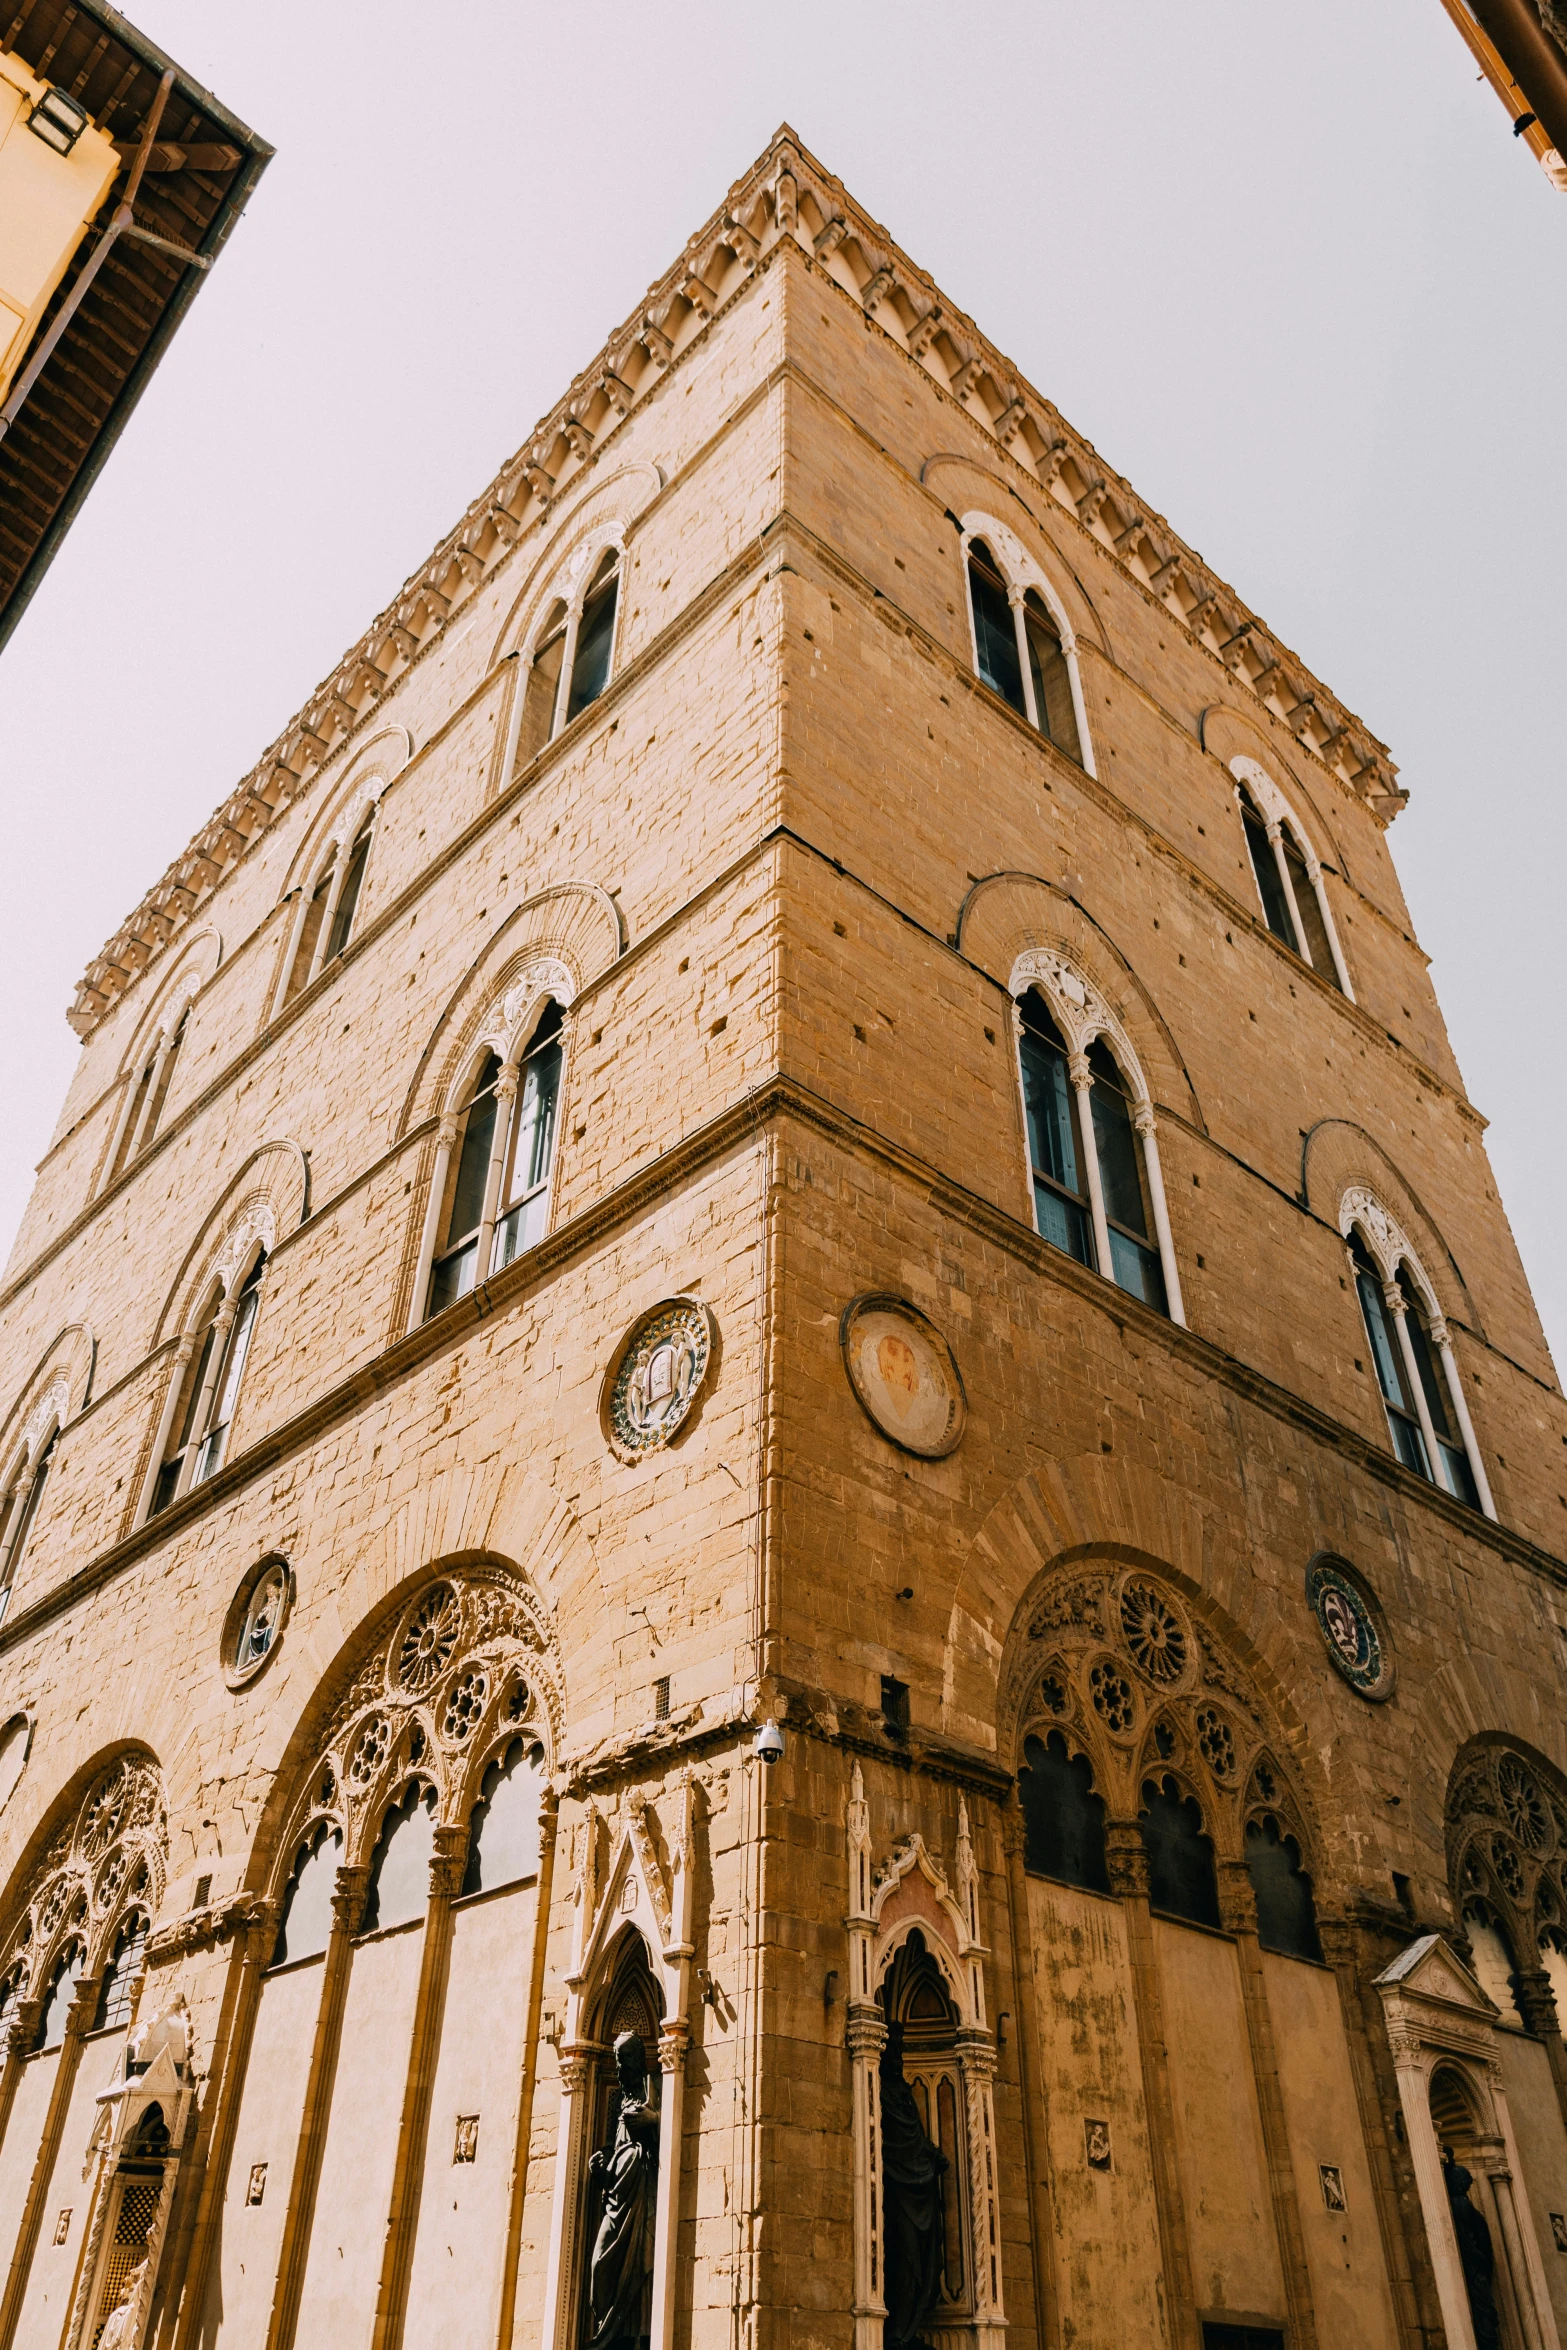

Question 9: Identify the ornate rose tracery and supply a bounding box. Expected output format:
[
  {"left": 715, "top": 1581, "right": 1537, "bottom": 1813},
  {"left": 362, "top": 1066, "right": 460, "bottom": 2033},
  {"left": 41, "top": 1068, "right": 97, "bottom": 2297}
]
[
  {"left": 1446, "top": 1742, "right": 1567, "bottom": 2034},
  {"left": 0, "top": 1755, "right": 166, "bottom": 2048}
]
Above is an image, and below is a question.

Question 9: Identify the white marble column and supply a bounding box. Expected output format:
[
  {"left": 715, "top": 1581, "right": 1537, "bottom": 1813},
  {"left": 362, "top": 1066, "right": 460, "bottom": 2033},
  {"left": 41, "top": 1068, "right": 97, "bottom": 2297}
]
[
  {"left": 1134, "top": 1107, "right": 1186, "bottom": 1325},
  {"left": 1069, "top": 1055, "right": 1114, "bottom": 1280}
]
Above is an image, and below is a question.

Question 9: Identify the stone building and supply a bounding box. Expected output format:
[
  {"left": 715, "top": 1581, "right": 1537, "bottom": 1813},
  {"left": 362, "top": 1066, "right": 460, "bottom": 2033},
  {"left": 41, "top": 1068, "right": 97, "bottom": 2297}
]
[{"left": 0, "top": 124, "right": 1564, "bottom": 2350}]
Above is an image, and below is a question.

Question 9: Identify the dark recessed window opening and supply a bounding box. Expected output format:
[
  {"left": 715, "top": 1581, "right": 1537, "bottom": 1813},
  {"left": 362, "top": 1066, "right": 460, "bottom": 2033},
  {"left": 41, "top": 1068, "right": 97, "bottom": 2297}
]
[
  {"left": 1139, "top": 1776, "right": 1220, "bottom": 1929},
  {"left": 1020, "top": 1729, "right": 1111, "bottom": 1893}
]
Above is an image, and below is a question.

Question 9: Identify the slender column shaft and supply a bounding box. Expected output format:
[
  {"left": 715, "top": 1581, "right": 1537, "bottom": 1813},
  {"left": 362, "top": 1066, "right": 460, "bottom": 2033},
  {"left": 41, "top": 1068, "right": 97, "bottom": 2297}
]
[
  {"left": 1069, "top": 1059, "right": 1114, "bottom": 1281},
  {"left": 476, "top": 1068, "right": 519, "bottom": 1285},
  {"left": 0, "top": 2000, "right": 42, "bottom": 2164},
  {"left": 130, "top": 1027, "right": 176, "bottom": 1158},
  {"left": 1486, "top": 2163, "right": 1545, "bottom": 2350},
  {"left": 1134, "top": 1111, "right": 1186, "bottom": 1325},
  {"left": 551, "top": 602, "right": 582, "bottom": 738},
  {"left": 1433, "top": 1324, "right": 1498, "bottom": 1519},
  {"left": 136, "top": 1336, "right": 194, "bottom": 1527},
  {"left": 1008, "top": 588, "right": 1041, "bottom": 729},
  {"left": 539, "top": 2047, "right": 597, "bottom": 2350},
  {"left": 272, "top": 889, "right": 313, "bottom": 1021},
  {"left": 1216, "top": 1861, "right": 1319, "bottom": 2350},
  {"left": 999, "top": 1818, "right": 1062, "bottom": 2350},
  {"left": 406, "top": 1121, "right": 457, "bottom": 1335},
  {"left": 167, "top": 1906, "right": 280, "bottom": 2350},
  {"left": 104, "top": 1067, "right": 147, "bottom": 1183},
  {"left": 1387, "top": 1290, "right": 1444, "bottom": 1486},
  {"left": 846, "top": 2003, "right": 887, "bottom": 2350},
  {"left": 1266, "top": 820, "right": 1309, "bottom": 960},
  {"left": 1313, "top": 873, "right": 1355, "bottom": 997},
  {"left": 648, "top": 2023, "right": 688, "bottom": 2350}
]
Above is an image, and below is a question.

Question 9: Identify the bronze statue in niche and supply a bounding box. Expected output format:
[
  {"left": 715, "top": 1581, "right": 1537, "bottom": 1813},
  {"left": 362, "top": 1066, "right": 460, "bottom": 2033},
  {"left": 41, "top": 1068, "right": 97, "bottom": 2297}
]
[
  {"left": 879, "top": 2020, "right": 950, "bottom": 2350},
  {"left": 1444, "top": 2157, "right": 1501, "bottom": 2350},
  {"left": 587, "top": 2031, "right": 660, "bottom": 2350}
]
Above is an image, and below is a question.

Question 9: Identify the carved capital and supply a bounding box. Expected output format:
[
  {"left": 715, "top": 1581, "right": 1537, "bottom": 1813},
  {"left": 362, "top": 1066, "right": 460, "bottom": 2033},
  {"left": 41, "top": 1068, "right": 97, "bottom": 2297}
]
[
  {"left": 845, "top": 2003, "right": 888, "bottom": 2063},
  {"left": 954, "top": 2027, "right": 997, "bottom": 2081},
  {"left": 1067, "top": 1053, "right": 1093, "bottom": 1092},
  {"left": 330, "top": 1865, "right": 370, "bottom": 1938},
  {"left": 657, "top": 2021, "right": 691, "bottom": 2075},
  {"left": 429, "top": 1827, "right": 469, "bottom": 1904},
  {"left": 1511, "top": 1965, "right": 1560, "bottom": 2039},
  {"left": 558, "top": 2047, "right": 597, "bottom": 2097},
  {"left": 1104, "top": 1822, "right": 1149, "bottom": 1902},
  {"left": 1430, "top": 1317, "right": 1452, "bottom": 1350},
  {"left": 1382, "top": 1284, "right": 1408, "bottom": 1319},
  {"left": 1315, "top": 1914, "right": 1359, "bottom": 1972},
  {"left": 436, "top": 1117, "right": 460, "bottom": 1154},
  {"left": 1133, "top": 1105, "right": 1157, "bottom": 1139},
  {"left": 0, "top": 1998, "right": 42, "bottom": 2061}
]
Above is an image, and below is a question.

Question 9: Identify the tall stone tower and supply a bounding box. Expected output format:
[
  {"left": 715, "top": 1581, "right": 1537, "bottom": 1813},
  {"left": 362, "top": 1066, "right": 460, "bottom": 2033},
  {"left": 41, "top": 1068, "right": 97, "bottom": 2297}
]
[{"left": 1, "top": 128, "right": 1565, "bottom": 2350}]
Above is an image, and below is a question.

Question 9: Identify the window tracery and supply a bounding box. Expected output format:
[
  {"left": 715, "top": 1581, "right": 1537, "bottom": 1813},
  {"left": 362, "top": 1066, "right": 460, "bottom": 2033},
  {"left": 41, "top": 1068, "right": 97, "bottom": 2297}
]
[
  {"left": 1446, "top": 1742, "right": 1567, "bottom": 2039},
  {"left": 1010, "top": 1567, "right": 1324, "bottom": 1956},
  {"left": 1011, "top": 948, "right": 1185, "bottom": 1322},
  {"left": 0, "top": 1754, "right": 167, "bottom": 2059},
  {"left": 1340, "top": 1187, "right": 1494, "bottom": 1518},
  {"left": 1228, "top": 756, "right": 1352, "bottom": 997}
]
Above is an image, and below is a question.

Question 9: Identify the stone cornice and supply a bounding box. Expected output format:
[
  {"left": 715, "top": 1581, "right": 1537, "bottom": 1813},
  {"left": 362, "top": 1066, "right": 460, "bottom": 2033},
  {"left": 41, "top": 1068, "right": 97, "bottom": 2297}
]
[
  {"left": 2, "top": 1073, "right": 1561, "bottom": 1671},
  {"left": 68, "top": 127, "right": 1398, "bottom": 1039}
]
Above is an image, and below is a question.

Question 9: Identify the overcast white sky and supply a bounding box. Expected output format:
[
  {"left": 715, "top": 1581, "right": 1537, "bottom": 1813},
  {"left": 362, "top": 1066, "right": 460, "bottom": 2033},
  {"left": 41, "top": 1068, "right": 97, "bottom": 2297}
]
[{"left": 2, "top": 1, "right": 1563, "bottom": 1380}]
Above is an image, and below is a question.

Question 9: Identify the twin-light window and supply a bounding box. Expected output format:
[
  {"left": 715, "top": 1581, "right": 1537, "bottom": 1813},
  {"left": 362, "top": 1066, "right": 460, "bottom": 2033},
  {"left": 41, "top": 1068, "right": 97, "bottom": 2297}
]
[
  {"left": 1349, "top": 1237, "right": 1485, "bottom": 1511},
  {"left": 429, "top": 1002, "right": 565, "bottom": 1315},
  {"left": 150, "top": 1253, "right": 265, "bottom": 1518},
  {"left": 517, "top": 548, "right": 621, "bottom": 769},
  {"left": 1235, "top": 779, "right": 1348, "bottom": 994},
  {"left": 966, "top": 539, "right": 1083, "bottom": 764}
]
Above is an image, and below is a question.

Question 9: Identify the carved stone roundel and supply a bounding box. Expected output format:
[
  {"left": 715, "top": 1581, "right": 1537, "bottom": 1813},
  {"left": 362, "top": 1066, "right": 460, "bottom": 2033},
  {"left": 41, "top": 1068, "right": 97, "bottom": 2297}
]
[
  {"left": 1305, "top": 1558, "right": 1392, "bottom": 1700},
  {"left": 606, "top": 1298, "right": 714, "bottom": 1459},
  {"left": 839, "top": 1294, "right": 966, "bottom": 1459}
]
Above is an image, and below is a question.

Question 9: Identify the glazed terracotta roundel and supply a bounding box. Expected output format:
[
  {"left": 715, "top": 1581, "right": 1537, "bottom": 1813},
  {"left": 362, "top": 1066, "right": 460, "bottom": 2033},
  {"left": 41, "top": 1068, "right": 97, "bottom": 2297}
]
[
  {"left": 840, "top": 1294, "right": 966, "bottom": 1459},
  {"left": 1305, "top": 1555, "right": 1395, "bottom": 1701}
]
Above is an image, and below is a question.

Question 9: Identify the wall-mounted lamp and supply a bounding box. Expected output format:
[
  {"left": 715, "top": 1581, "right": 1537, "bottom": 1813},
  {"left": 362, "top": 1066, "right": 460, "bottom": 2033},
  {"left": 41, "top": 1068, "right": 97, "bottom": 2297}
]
[{"left": 28, "top": 87, "right": 90, "bottom": 155}]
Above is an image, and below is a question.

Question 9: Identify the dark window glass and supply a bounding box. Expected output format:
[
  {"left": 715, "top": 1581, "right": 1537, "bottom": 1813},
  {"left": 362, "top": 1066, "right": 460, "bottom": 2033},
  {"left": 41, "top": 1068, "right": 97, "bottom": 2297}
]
[
  {"left": 138, "top": 1010, "right": 187, "bottom": 1156},
  {"left": 1018, "top": 992, "right": 1091, "bottom": 1266},
  {"left": 1245, "top": 1815, "right": 1322, "bottom": 1961},
  {"left": 1280, "top": 831, "right": 1339, "bottom": 987},
  {"left": 495, "top": 1002, "right": 564, "bottom": 1271},
  {"left": 94, "top": 1913, "right": 149, "bottom": 2031},
  {"left": 192, "top": 1256, "right": 263, "bottom": 1489},
  {"left": 880, "top": 1675, "right": 911, "bottom": 1741},
  {"left": 518, "top": 604, "right": 568, "bottom": 765},
  {"left": 431, "top": 1054, "right": 501, "bottom": 1313},
  {"left": 325, "top": 818, "right": 373, "bottom": 963},
  {"left": 1087, "top": 1041, "right": 1167, "bottom": 1313},
  {"left": 34, "top": 1945, "right": 83, "bottom": 2050},
  {"left": 1395, "top": 1271, "right": 1479, "bottom": 1506},
  {"left": 462, "top": 1739, "right": 544, "bottom": 1895},
  {"left": 1020, "top": 1730, "right": 1111, "bottom": 1893},
  {"left": 362, "top": 1784, "right": 436, "bottom": 1934},
  {"left": 1023, "top": 592, "right": 1082, "bottom": 761},
  {"left": 967, "top": 542, "right": 1025, "bottom": 714},
  {"left": 1239, "top": 789, "right": 1296, "bottom": 949},
  {"left": 272, "top": 1824, "right": 342, "bottom": 1967},
  {"left": 1202, "top": 2329, "right": 1285, "bottom": 2350},
  {"left": 1139, "top": 1776, "right": 1220, "bottom": 1928},
  {"left": 567, "top": 555, "right": 619, "bottom": 721},
  {"left": 115, "top": 1060, "right": 154, "bottom": 1176},
  {"left": 1351, "top": 1241, "right": 1429, "bottom": 1476}
]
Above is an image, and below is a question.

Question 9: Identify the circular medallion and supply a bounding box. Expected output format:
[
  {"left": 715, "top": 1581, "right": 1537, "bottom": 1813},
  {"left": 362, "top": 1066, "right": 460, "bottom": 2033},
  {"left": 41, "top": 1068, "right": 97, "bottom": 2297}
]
[
  {"left": 223, "top": 1555, "right": 293, "bottom": 1689},
  {"left": 605, "top": 1299, "right": 715, "bottom": 1461},
  {"left": 840, "top": 1295, "right": 967, "bottom": 1459},
  {"left": 1305, "top": 1556, "right": 1394, "bottom": 1701}
]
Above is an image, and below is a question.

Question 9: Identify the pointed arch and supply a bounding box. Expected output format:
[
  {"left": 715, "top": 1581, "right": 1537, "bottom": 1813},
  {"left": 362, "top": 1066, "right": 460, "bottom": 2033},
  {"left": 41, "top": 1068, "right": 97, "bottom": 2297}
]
[{"left": 956, "top": 506, "right": 1096, "bottom": 774}]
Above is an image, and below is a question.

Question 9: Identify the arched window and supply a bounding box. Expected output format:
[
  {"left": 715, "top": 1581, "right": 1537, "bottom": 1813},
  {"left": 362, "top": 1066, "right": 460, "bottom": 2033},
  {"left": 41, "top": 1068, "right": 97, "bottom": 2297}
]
[
  {"left": 150, "top": 1251, "right": 266, "bottom": 1515},
  {"left": 361, "top": 1782, "right": 437, "bottom": 1935},
  {"left": 281, "top": 806, "right": 378, "bottom": 1011},
  {"left": 965, "top": 529, "right": 1087, "bottom": 764},
  {"left": 93, "top": 1910, "right": 149, "bottom": 2032},
  {"left": 519, "top": 598, "right": 568, "bottom": 765},
  {"left": 462, "top": 1738, "right": 545, "bottom": 1896},
  {"left": 1016, "top": 986, "right": 1174, "bottom": 1316},
  {"left": 1139, "top": 1776, "right": 1220, "bottom": 1928},
  {"left": 1245, "top": 1813, "right": 1322, "bottom": 1961},
  {"left": 1348, "top": 1225, "right": 1485, "bottom": 1510},
  {"left": 34, "top": 1941, "right": 84, "bottom": 2050},
  {"left": 426, "top": 1000, "right": 566, "bottom": 1317},
  {"left": 1462, "top": 1895, "right": 1526, "bottom": 2028},
  {"left": 112, "top": 1006, "right": 189, "bottom": 1180},
  {"left": 1231, "top": 763, "right": 1349, "bottom": 995},
  {"left": 566, "top": 548, "right": 620, "bottom": 722},
  {"left": 0, "top": 1425, "right": 58, "bottom": 1624},
  {"left": 272, "top": 1821, "right": 342, "bottom": 1967},
  {"left": 1019, "top": 1729, "right": 1110, "bottom": 1893}
]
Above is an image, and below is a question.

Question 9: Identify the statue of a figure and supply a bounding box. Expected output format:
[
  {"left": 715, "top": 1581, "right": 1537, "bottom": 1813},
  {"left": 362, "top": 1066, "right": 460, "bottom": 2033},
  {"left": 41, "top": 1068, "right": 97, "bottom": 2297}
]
[
  {"left": 1445, "top": 2157, "right": 1502, "bottom": 2350},
  {"left": 879, "top": 2021, "right": 949, "bottom": 2350},
  {"left": 587, "top": 2031, "right": 660, "bottom": 2350}
]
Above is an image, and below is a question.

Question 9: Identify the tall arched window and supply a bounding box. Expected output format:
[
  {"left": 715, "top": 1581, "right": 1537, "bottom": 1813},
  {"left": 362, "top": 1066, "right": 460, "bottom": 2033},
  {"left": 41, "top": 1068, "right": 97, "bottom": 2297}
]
[
  {"left": 566, "top": 548, "right": 620, "bottom": 722},
  {"left": 963, "top": 523, "right": 1088, "bottom": 765},
  {"left": 149, "top": 1251, "right": 266, "bottom": 1516},
  {"left": 519, "top": 598, "right": 568, "bottom": 765},
  {"left": 1015, "top": 977, "right": 1180, "bottom": 1319},
  {"left": 1139, "top": 1776, "right": 1220, "bottom": 1928},
  {"left": 512, "top": 546, "right": 624, "bottom": 779},
  {"left": 0, "top": 1424, "right": 58, "bottom": 1626},
  {"left": 1231, "top": 761, "right": 1350, "bottom": 996},
  {"left": 111, "top": 1006, "right": 189, "bottom": 1180},
  {"left": 1244, "top": 1813, "right": 1322, "bottom": 1962},
  {"left": 1019, "top": 1729, "right": 1110, "bottom": 1893},
  {"left": 424, "top": 997, "right": 567, "bottom": 1320},
  {"left": 1343, "top": 1194, "right": 1491, "bottom": 1515},
  {"left": 280, "top": 806, "right": 378, "bottom": 1011}
]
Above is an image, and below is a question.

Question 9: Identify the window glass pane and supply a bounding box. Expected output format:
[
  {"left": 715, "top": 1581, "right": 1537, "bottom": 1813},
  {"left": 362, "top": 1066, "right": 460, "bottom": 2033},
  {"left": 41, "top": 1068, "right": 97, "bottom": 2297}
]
[
  {"left": 362, "top": 1785, "right": 436, "bottom": 1934},
  {"left": 1033, "top": 1182, "right": 1092, "bottom": 1265},
  {"left": 7, "top": 1434, "right": 55, "bottom": 1571},
  {"left": 272, "top": 1825, "right": 342, "bottom": 1967},
  {"left": 1139, "top": 1777, "right": 1220, "bottom": 1927},
  {"left": 1024, "top": 599, "right": 1082, "bottom": 761},
  {"left": 1354, "top": 1261, "right": 1408, "bottom": 1411},
  {"left": 1108, "top": 1228, "right": 1168, "bottom": 1312},
  {"left": 325, "top": 820, "right": 372, "bottom": 962},
  {"left": 462, "top": 1740, "right": 544, "bottom": 1895},
  {"left": 1088, "top": 1045, "right": 1147, "bottom": 1238},
  {"left": 1281, "top": 833, "right": 1338, "bottom": 985},
  {"left": 518, "top": 619, "right": 566, "bottom": 765},
  {"left": 430, "top": 1240, "right": 478, "bottom": 1315},
  {"left": 566, "top": 572, "right": 618, "bottom": 721},
  {"left": 36, "top": 1947, "right": 83, "bottom": 2049},
  {"left": 1397, "top": 1274, "right": 1455, "bottom": 1439},
  {"left": 968, "top": 549, "right": 1025, "bottom": 713},
  {"left": 142, "top": 1012, "right": 185, "bottom": 1148},
  {"left": 1240, "top": 794, "right": 1296, "bottom": 947},
  {"left": 509, "top": 1035, "right": 562, "bottom": 1206},
  {"left": 1437, "top": 1441, "right": 1480, "bottom": 1509},
  {"left": 1245, "top": 1815, "right": 1321, "bottom": 1961},
  {"left": 94, "top": 1916, "right": 148, "bottom": 2032},
  {"left": 445, "top": 1061, "right": 500, "bottom": 1249},
  {"left": 1020, "top": 1027, "right": 1079, "bottom": 1196},
  {"left": 1020, "top": 1730, "right": 1110, "bottom": 1891}
]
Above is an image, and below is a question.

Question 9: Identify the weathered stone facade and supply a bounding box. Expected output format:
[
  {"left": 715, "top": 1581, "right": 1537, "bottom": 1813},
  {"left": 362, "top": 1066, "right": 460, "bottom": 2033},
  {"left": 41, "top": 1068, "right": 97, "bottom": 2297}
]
[{"left": 1, "top": 127, "right": 1565, "bottom": 2350}]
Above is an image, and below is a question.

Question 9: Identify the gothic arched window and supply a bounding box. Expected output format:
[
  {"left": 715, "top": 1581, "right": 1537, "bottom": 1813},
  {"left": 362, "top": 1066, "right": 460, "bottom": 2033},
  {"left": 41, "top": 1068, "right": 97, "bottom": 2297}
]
[
  {"left": 462, "top": 1737, "right": 545, "bottom": 1895},
  {"left": 1018, "top": 991, "right": 1091, "bottom": 1266},
  {"left": 112, "top": 1006, "right": 190, "bottom": 1179},
  {"left": 281, "top": 806, "right": 379, "bottom": 1010},
  {"left": 1022, "top": 591, "right": 1083, "bottom": 762},
  {"left": 519, "top": 599, "right": 568, "bottom": 765},
  {"left": 150, "top": 1250, "right": 266, "bottom": 1515},
  {"left": 1019, "top": 1729, "right": 1110, "bottom": 1893},
  {"left": 94, "top": 1910, "right": 149, "bottom": 2031},
  {"left": 1139, "top": 1776, "right": 1220, "bottom": 1928},
  {"left": 272, "top": 1821, "right": 342, "bottom": 1967},
  {"left": 426, "top": 999, "right": 567, "bottom": 1318},
  {"left": 34, "top": 1941, "right": 84, "bottom": 2050},
  {"left": 967, "top": 538, "right": 1025, "bottom": 714},
  {"left": 1245, "top": 1813, "right": 1322, "bottom": 1961},
  {"left": 1232, "top": 762, "right": 1348, "bottom": 994},
  {"left": 362, "top": 1782, "right": 438, "bottom": 1935},
  {"left": 1347, "top": 1219, "right": 1486, "bottom": 1510}
]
